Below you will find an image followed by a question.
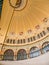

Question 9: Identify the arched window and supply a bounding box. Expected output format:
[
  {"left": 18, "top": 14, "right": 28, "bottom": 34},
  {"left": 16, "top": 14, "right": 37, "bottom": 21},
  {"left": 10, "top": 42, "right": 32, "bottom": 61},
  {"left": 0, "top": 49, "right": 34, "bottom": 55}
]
[
  {"left": 10, "top": 39, "right": 12, "bottom": 43},
  {"left": 3, "top": 49, "right": 14, "bottom": 60},
  {"left": 29, "top": 47, "right": 41, "bottom": 58},
  {"left": 27, "top": 37, "right": 33, "bottom": 42},
  {"left": 6, "top": 39, "right": 9, "bottom": 43},
  {"left": 42, "top": 41, "right": 49, "bottom": 53},
  {"left": 21, "top": 39, "right": 26, "bottom": 43},
  {"left": 13, "top": 39, "right": 15, "bottom": 44},
  {"left": 17, "top": 49, "right": 27, "bottom": 60}
]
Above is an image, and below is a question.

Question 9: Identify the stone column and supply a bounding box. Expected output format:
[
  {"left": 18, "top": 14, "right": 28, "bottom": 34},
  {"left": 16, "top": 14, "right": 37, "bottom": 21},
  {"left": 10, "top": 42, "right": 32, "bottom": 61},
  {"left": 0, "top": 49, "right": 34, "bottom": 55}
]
[
  {"left": 14, "top": 51, "right": 17, "bottom": 61},
  {"left": 26, "top": 49, "right": 30, "bottom": 59}
]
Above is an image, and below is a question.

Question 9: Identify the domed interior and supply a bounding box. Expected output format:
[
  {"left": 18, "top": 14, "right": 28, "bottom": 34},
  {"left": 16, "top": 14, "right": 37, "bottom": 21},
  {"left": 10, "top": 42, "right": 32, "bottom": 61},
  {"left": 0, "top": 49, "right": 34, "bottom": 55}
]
[
  {"left": 1, "top": 0, "right": 49, "bottom": 35},
  {"left": 0, "top": 0, "right": 49, "bottom": 61}
]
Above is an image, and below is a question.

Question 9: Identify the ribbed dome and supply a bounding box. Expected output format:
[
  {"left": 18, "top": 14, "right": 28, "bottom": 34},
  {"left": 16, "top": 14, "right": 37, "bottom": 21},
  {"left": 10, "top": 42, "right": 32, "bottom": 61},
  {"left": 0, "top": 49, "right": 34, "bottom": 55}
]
[
  {"left": 7, "top": 0, "right": 49, "bottom": 35},
  {"left": 0, "top": 0, "right": 49, "bottom": 61},
  {"left": 0, "top": 0, "right": 49, "bottom": 41}
]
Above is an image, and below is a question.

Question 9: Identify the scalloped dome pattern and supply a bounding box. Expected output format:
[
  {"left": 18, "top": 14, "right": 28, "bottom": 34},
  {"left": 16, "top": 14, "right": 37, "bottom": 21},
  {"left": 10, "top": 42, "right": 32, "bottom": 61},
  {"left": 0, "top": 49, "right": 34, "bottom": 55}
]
[
  {"left": 6, "top": 0, "right": 49, "bottom": 36},
  {"left": 0, "top": 0, "right": 49, "bottom": 44},
  {"left": 0, "top": 0, "right": 49, "bottom": 61}
]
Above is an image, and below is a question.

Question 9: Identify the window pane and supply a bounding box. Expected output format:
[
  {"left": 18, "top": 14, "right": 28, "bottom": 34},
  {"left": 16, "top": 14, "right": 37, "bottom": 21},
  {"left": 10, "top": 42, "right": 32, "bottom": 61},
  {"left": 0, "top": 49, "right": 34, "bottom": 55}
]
[
  {"left": 29, "top": 47, "right": 41, "bottom": 58},
  {"left": 17, "top": 49, "right": 27, "bottom": 60},
  {"left": 43, "top": 44, "right": 49, "bottom": 53}
]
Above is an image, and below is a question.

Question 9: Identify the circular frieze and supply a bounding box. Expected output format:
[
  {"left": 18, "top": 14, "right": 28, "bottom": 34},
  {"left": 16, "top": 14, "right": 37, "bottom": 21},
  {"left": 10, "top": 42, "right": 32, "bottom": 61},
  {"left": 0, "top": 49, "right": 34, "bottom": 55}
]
[{"left": 9, "top": 0, "right": 28, "bottom": 10}]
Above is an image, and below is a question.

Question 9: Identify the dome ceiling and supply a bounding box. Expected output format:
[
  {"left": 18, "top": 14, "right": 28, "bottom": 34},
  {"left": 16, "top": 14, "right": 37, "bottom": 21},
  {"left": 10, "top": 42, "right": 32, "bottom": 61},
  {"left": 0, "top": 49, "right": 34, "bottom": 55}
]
[
  {"left": 0, "top": 0, "right": 49, "bottom": 39},
  {"left": 8, "top": 0, "right": 49, "bottom": 33}
]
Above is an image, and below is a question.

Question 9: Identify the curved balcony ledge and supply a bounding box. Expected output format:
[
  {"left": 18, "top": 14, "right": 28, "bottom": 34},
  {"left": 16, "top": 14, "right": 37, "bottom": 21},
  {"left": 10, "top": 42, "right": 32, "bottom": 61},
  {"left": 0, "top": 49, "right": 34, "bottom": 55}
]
[{"left": 1, "top": 33, "right": 49, "bottom": 47}]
